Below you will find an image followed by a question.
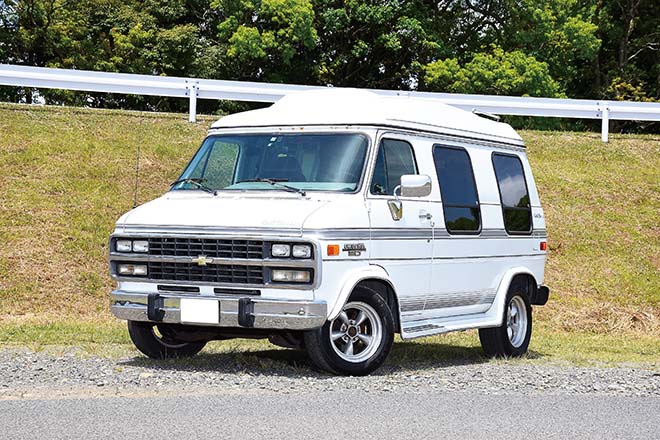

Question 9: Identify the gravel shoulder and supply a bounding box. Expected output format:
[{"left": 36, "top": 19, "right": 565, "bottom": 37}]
[{"left": 1, "top": 345, "right": 659, "bottom": 400}]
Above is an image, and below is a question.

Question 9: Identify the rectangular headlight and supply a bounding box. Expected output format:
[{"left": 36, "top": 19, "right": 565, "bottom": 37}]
[
  {"left": 116, "top": 240, "right": 132, "bottom": 252},
  {"left": 117, "top": 264, "right": 148, "bottom": 276},
  {"left": 271, "top": 269, "right": 311, "bottom": 283},
  {"left": 292, "top": 244, "right": 312, "bottom": 259},
  {"left": 132, "top": 240, "right": 149, "bottom": 253},
  {"left": 271, "top": 244, "right": 291, "bottom": 257}
]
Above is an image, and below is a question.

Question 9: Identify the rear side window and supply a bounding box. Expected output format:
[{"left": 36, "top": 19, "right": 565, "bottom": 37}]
[
  {"left": 370, "top": 139, "right": 417, "bottom": 195},
  {"left": 433, "top": 146, "right": 481, "bottom": 234},
  {"left": 492, "top": 153, "right": 532, "bottom": 234}
]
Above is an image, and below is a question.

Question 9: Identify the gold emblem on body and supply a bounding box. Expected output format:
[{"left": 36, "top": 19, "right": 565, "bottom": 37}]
[{"left": 192, "top": 255, "right": 214, "bottom": 266}]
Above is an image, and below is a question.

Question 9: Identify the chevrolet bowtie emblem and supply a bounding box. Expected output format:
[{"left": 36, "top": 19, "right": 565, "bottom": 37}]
[{"left": 192, "top": 255, "right": 213, "bottom": 266}]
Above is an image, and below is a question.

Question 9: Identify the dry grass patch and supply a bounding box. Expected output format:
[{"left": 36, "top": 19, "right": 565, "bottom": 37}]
[{"left": 0, "top": 104, "right": 658, "bottom": 355}]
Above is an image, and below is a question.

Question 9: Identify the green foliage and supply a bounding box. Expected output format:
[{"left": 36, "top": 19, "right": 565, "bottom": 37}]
[
  {"left": 314, "top": 0, "right": 443, "bottom": 89},
  {"left": 0, "top": 0, "right": 658, "bottom": 130},
  {"left": 213, "top": 0, "right": 317, "bottom": 81},
  {"left": 499, "top": 0, "right": 601, "bottom": 94},
  {"left": 423, "top": 47, "right": 562, "bottom": 97}
]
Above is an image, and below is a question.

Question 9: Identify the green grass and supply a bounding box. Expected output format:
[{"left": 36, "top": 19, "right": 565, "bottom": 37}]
[
  {"left": 0, "top": 103, "right": 658, "bottom": 366},
  {"left": 1, "top": 321, "right": 657, "bottom": 369}
]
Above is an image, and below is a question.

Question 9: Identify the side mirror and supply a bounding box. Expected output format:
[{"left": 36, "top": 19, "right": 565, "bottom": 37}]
[
  {"left": 387, "top": 174, "right": 432, "bottom": 221},
  {"left": 399, "top": 174, "right": 432, "bottom": 198}
]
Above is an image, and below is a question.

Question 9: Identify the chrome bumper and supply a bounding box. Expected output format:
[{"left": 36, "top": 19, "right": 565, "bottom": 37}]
[{"left": 110, "top": 290, "right": 327, "bottom": 330}]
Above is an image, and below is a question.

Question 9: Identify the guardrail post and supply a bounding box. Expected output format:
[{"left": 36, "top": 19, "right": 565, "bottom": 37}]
[
  {"left": 186, "top": 81, "right": 199, "bottom": 123},
  {"left": 600, "top": 103, "right": 610, "bottom": 143}
]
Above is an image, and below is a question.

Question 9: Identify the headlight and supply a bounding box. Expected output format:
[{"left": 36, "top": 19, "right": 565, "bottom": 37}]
[
  {"left": 271, "top": 269, "right": 311, "bottom": 283},
  {"left": 116, "top": 240, "right": 132, "bottom": 252},
  {"left": 292, "top": 244, "right": 312, "bottom": 258},
  {"left": 132, "top": 240, "right": 149, "bottom": 253},
  {"left": 271, "top": 244, "right": 291, "bottom": 257},
  {"left": 117, "top": 264, "right": 148, "bottom": 276},
  {"left": 115, "top": 239, "right": 148, "bottom": 253}
]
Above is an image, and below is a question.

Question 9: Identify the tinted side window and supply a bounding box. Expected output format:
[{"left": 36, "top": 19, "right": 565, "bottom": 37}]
[
  {"left": 492, "top": 153, "right": 532, "bottom": 234},
  {"left": 433, "top": 146, "right": 481, "bottom": 234},
  {"left": 370, "top": 139, "right": 417, "bottom": 195}
]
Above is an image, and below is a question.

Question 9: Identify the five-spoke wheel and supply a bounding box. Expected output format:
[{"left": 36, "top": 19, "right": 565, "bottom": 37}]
[
  {"left": 305, "top": 288, "right": 394, "bottom": 375},
  {"left": 330, "top": 302, "right": 383, "bottom": 363}
]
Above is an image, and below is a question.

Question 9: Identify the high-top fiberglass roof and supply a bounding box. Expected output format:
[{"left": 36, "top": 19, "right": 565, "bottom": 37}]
[{"left": 211, "top": 89, "right": 522, "bottom": 145}]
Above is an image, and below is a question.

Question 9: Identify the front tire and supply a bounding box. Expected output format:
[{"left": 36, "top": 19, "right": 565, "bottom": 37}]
[
  {"left": 479, "top": 286, "right": 532, "bottom": 357},
  {"left": 304, "top": 288, "right": 394, "bottom": 376},
  {"left": 127, "top": 321, "right": 207, "bottom": 359}
]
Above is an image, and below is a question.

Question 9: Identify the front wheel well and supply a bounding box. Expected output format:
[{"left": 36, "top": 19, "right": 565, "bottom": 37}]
[{"left": 352, "top": 279, "right": 401, "bottom": 333}]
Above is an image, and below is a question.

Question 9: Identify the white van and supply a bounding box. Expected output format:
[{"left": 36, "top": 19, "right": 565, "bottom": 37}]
[{"left": 109, "top": 89, "right": 549, "bottom": 375}]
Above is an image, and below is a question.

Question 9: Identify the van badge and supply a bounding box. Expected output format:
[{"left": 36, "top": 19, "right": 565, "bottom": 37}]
[
  {"left": 343, "top": 243, "right": 366, "bottom": 256},
  {"left": 192, "top": 255, "right": 213, "bottom": 266}
]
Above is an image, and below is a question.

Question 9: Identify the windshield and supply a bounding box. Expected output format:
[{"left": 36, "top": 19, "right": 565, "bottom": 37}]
[{"left": 172, "top": 133, "right": 369, "bottom": 193}]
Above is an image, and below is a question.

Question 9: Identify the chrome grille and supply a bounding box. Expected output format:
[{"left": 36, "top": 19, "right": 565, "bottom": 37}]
[
  {"left": 147, "top": 237, "right": 264, "bottom": 259},
  {"left": 147, "top": 262, "right": 264, "bottom": 285}
]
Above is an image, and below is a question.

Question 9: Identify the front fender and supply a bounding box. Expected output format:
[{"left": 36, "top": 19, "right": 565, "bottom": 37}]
[
  {"left": 326, "top": 265, "right": 394, "bottom": 320},
  {"left": 481, "top": 266, "right": 538, "bottom": 328}
]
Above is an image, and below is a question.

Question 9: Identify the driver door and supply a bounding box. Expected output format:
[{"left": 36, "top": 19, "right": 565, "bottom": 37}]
[{"left": 367, "top": 135, "right": 433, "bottom": 320}]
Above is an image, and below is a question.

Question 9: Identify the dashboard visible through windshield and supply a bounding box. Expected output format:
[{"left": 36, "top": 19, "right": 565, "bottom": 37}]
[{"left": 172, "top": 133, "right": 369, "bottom": 193}]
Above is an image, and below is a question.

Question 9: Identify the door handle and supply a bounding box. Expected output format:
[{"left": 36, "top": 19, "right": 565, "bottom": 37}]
[{"left": 419, "top": 210, "right": 432, "bottom": 220}]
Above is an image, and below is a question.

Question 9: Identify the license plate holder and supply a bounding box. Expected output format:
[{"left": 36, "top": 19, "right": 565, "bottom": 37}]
[{"left": 180, "top": 298, "right": 220, "bottom": 324}]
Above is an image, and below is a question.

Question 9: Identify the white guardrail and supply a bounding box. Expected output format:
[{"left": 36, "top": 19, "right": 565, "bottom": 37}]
[{"left": 2, "top": 64, "right": 660, "bottom": 142}]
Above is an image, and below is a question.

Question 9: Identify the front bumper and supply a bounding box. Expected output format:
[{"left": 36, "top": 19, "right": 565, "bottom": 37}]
[{"left": 110, "top": 290, "right": 327, "bottom": 330}]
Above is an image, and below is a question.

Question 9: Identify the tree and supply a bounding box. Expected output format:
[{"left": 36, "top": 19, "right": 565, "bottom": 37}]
[
  {"left": 211, "top": 0, "right": 317, "bottom": 82},
  {"left": 422, "top": 46, "right": 562, "bottom": 97},
  {"left": 312, "top": 0, "right": 446, "bottom": 89},
  {"left": 497, "top": 0, "right": 600, "bottom": 98},
  {"left": 597, "top": 0, "right": 660, "bottom": 101}
]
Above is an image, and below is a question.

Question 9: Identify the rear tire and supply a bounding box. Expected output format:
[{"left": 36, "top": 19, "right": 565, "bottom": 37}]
[
  {"left": 127, "top": 321, "right": 207, "bottom": 359},
  {"left": 479, "top": 286, "right": 532, "bottom": 357},
  {"left": 304, "top": 288, "right": 394, "bottom": 376}
]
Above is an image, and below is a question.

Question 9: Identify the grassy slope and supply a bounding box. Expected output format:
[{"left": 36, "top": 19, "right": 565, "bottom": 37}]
[{"left": 0, "top": 104, "right": 658, "bottom": 364}]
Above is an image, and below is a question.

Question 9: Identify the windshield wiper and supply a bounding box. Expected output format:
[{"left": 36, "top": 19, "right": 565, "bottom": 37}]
[
  {"left": 237, "top": 178, "right": 306, "bottom": 196},
  {"left": 170, "top": 178, "right": 216, "bottom": 195}
]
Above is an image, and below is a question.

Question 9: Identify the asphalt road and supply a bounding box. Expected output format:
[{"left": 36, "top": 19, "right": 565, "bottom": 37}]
[{"left": 3, "top": 390, "right": 659, "bottom": 440}]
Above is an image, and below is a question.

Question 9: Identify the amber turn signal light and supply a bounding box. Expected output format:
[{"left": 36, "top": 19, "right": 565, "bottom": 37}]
[{"left": 327, "top": 244, "right": 340, "bottom": 256}]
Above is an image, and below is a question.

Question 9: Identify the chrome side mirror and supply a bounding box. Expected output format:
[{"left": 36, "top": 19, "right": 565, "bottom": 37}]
[
  {"left": 400, "top": 174, "right": 432, "bottom": 197},
  {"left": 387, "top": 175, "right": 431, "bottom": 221}
]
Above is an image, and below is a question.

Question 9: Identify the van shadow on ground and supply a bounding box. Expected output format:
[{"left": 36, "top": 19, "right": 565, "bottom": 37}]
[{"left": 119, "top": 340, "right": 546, "bottom": 377}]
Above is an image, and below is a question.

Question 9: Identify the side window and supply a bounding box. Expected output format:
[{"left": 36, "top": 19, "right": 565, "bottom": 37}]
[
  {"left": 370, "top": 139, "right": 417, "bottom": 195},
  {"left": 492, "top": 153, "right": 532, "bottom": 234},
  {"left": 433, "top": 146, "right": 481, "bottom": 234}
]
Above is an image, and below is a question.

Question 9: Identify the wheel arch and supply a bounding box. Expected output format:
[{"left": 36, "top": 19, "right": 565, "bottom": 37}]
[
  {"left": 485, "top": 267, "right": 540, "bottom": 328},
  {"left": 328, "top": 265, "right": 402, "bottom": 333}
]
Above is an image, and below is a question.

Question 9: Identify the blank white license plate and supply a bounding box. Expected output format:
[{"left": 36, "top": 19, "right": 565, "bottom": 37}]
[{"left": 180, "top": 298, "right": 220, "bottom": 324}]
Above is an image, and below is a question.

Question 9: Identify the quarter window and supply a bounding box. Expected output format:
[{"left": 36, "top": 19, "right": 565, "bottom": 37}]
[
  {"left": 433, "top": 146, "right": 481, "bottom": 233},
  {"left": 492, "top": 153, "right": 532, "bottom": 234},
  {"left": 370, "top": 139, "right": 417, "bottom": 195}
]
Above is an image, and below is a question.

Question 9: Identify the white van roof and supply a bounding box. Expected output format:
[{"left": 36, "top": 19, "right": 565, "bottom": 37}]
[{"left": 210, "top": 89, "right": 523, "bottom": 146}]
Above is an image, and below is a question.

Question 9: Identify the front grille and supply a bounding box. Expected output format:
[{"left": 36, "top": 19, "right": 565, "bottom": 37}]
[
  {"left": 147, "top": 237, "right": 264, "bottom": 259},
  {"left": 147, "top": 261, "right": 264, "bottom": 285}
]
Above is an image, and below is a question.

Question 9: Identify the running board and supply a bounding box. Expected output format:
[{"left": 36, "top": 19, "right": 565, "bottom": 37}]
[{"left": 401, "top": 312, "right": 500, "bottom": 340}]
